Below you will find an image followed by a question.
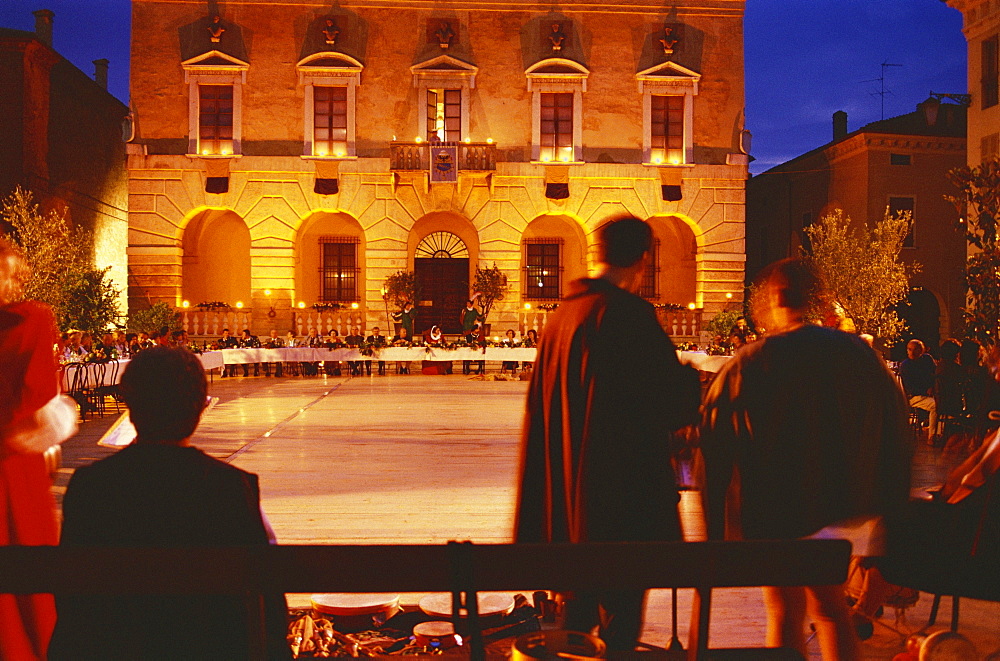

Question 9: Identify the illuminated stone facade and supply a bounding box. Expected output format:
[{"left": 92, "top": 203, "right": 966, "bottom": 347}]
[
  {"left": 946, "top": 0, "right": 1000, "bottom": 166},
  {"left": 128, "top": 0, "right": 747, "bottom": 338}
]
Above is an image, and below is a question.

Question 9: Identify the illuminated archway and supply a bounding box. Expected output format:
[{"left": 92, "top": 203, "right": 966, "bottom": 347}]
[
  {"left": 295, "top": 211, "right": 366, "bottom": 306},
  {"left": 182, "top": 209, "right": 251, "bottom": 306},
  {"left": 522, "top": 214, "right": 587, "bottom": 301},
  {"left": 646, "top": 215, "right": 698, "bottom": 306}
]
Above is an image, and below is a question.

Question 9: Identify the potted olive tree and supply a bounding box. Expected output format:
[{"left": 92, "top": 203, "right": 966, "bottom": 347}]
[
  {"left": 471, "top": 263, "right": 509, "bottom": 336},
  {"left": 382, "top": 270, "right": 419, "bottom": 336}
]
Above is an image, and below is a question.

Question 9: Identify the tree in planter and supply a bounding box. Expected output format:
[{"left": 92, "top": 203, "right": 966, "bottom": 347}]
[
  {"left": 472, "top": 262, "right": 509, "bottom": 322},
  {"left": 2, "top": 186, "right": 120, "bottom": 332},
  {"left": 383, "top": 270, "right": 420, "bottom": 334},
  {"left": 801, "top": 208, "right": 915, "bottom": 345},
  {"left": 127, "top": 302, "right": 181, "bottom": 334},
  {"left": 946, "top": 157, "right": 1000, "bottom": 347}
]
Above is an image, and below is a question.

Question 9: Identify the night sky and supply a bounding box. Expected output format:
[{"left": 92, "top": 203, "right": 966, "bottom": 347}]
[{"left": 1, "top": 0, "right": 968, "bottom": 175}]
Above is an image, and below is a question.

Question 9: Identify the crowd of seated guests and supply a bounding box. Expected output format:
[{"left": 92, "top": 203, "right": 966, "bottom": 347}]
[{"left": 900, "top": 337, "right": 1000, "bottom": 451}]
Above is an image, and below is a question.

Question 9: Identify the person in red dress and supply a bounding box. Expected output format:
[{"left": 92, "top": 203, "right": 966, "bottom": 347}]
[{"left": 0, "top": 238, "right": 61, "bottom": 660}]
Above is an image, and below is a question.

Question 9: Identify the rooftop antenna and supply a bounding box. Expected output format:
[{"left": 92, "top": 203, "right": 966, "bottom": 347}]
[{"left": 860, "top": 61, "right": 903, "bottom": 120}]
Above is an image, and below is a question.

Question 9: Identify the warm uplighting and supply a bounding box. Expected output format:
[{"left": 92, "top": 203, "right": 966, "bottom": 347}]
[
  {"left": 493, "top": 336, "right": 499, "bottom": 342},
  {"left": 524, "top": 303, "right": 532, "bottom": 310},
  {"left": 297, "top": 301, "right": 306, "bottom": 309},
  {"left": 221, "top": 149, "right": 230, "bottom": 155},
  {"left": 669, "top": 157, "right": 681, "bottom": 165},
  {"left": 181, "top": 300, "right": 190, "bottom": 308},
  {"left": 201, "top": 149, "right": 210, "bottom": 156},
  {"left": 687, "top": 302, "right": 696, "bottom": 310},
  {"left": 652, "top": 156, "right": 663, "bottom": 165},
  {"left": 316, "top": 148, "right": 328, "bottom": 157},
  {"left": 235, "top": 301, "right": 244, "bottom": 309},
  {"left": 725, "top": 293, "right": 733, "bottom": 299},
  {"left": 486, "top": 138, "right": 493, "bottom": 144},
  {"left": 415, "top": 136, "right": 423, "bottom": 143},
  {"left": 351, "top": 302, "right": 359, "bottom": 309},
  {"left": 558, "top": 154, "right": 570, "bottom": 162},
  {"left": 541, "top": 154, "right": 552, "bottom": 162},
  {"left": 464, "top": 138, "right": 471, "bottom": 144},
  {"left": 264, "top": 289, "right": 272, "bottom": 296},
  {"left": 334, "top": 149, "right": 346, "bottom": 157}
]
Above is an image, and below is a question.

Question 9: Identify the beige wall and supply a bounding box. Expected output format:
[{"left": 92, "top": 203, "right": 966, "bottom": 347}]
[{"left": 129, "top": 0, "right": 747, "bottom": 336}]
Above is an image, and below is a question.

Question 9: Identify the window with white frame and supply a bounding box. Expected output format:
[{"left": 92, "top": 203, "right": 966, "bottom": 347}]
[
  {"left": 411, "top": 55, "right": 477, "bottom": 143},
  {"left": 297, "top": 53, "right": 363, "bottom": 158},
  {"left": 526, "top": 59, "right": 588, "bottom": 163},
  {"left": 426, "top": 88, "right": 462, "bottom": 142},
  {"left": 182, "top": 51, "right": 248, "bottom": 156},
  {"left": 636, "top": 61, "right": 700, "bottom": 165}
]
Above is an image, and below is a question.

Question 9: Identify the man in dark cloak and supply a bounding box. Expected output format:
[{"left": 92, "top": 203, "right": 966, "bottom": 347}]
[
  {"left": 515, "top": 216, "right": 700, "bottom": 650},
  {"left": 700, "top": 258, "right": 910, "bottom": 659}
]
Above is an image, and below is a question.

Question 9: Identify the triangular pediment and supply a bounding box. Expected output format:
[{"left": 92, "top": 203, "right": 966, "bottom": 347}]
[
  {"left": 297, "top": 51, "right": 364, "bottom": 71},
  {"left": 525, "top": 58, "right": 589, "bottom": 77},
  {"left": 181, "top": 50, "right": 249, "bottom": 69},
  {"left": 410, "top": 54, "right": 478, "bottom": 76},
  {"left": 636, "top": 60, "right": 700, "bottom": 80}
]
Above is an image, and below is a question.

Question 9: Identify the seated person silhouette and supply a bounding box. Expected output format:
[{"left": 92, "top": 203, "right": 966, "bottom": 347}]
[{"left": 49, "top": 347, "right": 290, "bottom": 660}]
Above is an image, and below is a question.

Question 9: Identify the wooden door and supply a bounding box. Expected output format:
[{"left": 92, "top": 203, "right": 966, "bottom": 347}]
[{"left": 415, "top": 258, "right": 468, "bottom": 334}]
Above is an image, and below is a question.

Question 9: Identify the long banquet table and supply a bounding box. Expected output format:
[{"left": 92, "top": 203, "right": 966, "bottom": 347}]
[{"left": 59, "top": 348, "right": 729, "bottom": 390}]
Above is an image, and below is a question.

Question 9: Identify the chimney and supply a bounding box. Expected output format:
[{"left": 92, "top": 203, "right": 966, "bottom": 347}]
[
  {"left": 833, "top": 110, "right": 848, "bottom": 141},
  {"left": 33, "top": 9, "right": 54, "bottom": 47},
  {"left": 93, "top": 59, "right": 109, "bottom": 90}
]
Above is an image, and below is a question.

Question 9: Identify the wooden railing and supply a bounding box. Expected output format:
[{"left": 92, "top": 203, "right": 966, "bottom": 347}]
[
  {"left": 390, "top": 141, "right": 497, "bottom": 172},
  {"left": 0, "top": 539, "right": 849, "bottom": 661}
]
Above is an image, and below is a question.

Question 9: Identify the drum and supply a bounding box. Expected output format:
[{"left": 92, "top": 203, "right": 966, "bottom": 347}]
[
  {"left": 412, "top": 621, "right": 462, "bottom": 650},
  {"left": 418, "top": 592, "right": 516, "bottom": 620},
  {"left": 511, "top": 630, "right": 606, "bottom": 661},
  {"left": 310, "top": 593, "right": 401, "bottom": 632}
]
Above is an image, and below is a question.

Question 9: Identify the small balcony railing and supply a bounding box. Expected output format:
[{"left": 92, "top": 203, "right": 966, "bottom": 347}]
[{"left": 390, "top": 141, "right": 497, "bottom": 172}]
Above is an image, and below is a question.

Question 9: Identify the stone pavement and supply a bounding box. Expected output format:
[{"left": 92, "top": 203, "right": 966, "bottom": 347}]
[{"left": 55, "top": 372, "right": 1000, "bottom": 659}]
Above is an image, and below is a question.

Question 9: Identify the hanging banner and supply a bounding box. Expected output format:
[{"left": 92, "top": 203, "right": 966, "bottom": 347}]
[{"left": 429, "top": 145, "right": 458, "bottom": 183}]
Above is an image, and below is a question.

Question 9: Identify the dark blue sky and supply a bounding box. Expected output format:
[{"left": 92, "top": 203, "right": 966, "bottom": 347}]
[{"left": 1, "top": 0, "right": 967, "bottom": 175}]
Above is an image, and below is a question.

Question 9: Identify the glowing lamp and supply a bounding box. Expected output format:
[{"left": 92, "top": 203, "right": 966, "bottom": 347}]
[
  {"left": 335, "top": 150, "right": 345, "bottom": 158},
  {"left": 201, "top": 149, "right": 210, "bottom": 156},
  {"left": 725, "top": 293, "right": 733, "bottom": 299},
  {"left": 351, "top": 302, "right": 359, "bottom": 309},
  {"left": 316, "top": 148, "right": 328, "bottom": 157},
  {"left": 235, "top": 301, "right": 244, "bottom": 309},
  {"left": 464, "top": 138, "right": 471, "bottom": 144},
  {"left": 493, "top": 336, "right": 499, "bottom": 342},
  {"left": 670, "top": 157, "right": 681, "bottom": 165},
  {"left": 524, "top": 303, "right": 532, "bottom": 310},
  {"left": 541, "top": 155, "right": 551, "bottom": 162},
  {"left": 297, "top": 301, "right": 306, "bottom": 309},
  {"left": 181, "top": 300, "right": 190, "bottom": 308},
  {"left": 264, "top": 289, "right": 272, "bottom": 296},
  {"left": 221, "top": 149, "right": 229, "bottom": 155},
  {"left": 652, "top": 156, "right": 663, "bottom": 164},
  {"left": 687, "top": 302, "right": 696, "bottom": 310},
  {"left": 486, "top": 138, "right": 493, "bottom": 144},
  {"left": 415, "top": 136, "right": 423, "bottom": 143}
]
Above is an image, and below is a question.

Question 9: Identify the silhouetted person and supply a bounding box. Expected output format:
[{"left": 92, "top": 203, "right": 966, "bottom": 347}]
[
  {"left": 516, "top": 216, "right": 700, "bottom": 650},
  {"left": 50, "top": 347, "right": 290, "bottom": 660},
  {"left": 701, "top": 258, "right": 910, "bottom": 660}
]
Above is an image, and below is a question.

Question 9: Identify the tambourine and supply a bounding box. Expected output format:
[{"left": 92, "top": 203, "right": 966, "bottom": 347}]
[
  {"left": 418, "top": 592, "right": 515, "bottom": 620},
  {"left": 511, "top": 630, "right": 606, "bottom": 661}
]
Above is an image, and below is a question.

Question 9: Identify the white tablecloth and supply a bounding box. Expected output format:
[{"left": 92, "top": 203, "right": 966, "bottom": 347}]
[{"left": 61, "top": 352, "right": 229, "bottom": 390}]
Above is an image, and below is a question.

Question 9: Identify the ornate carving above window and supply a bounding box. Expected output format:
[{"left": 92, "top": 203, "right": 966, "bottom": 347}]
[{"left": 181, "top": 51, "right": 249, "bottom": 157}]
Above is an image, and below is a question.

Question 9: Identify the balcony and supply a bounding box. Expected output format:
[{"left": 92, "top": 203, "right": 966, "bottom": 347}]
[{"left": 390, "top": 141, "right": 496, "bottom": 172}]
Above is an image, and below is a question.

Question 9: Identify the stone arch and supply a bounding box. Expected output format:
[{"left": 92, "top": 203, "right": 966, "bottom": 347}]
[
  {"left": 521, "top": 214, "right": 588, "bottom": 300},
  {"left": 646, "top": 214, "right": 699, "bottom": 306},
  {"left": 899, "top": 287, "right": 943, "bottom": 357},
  {"left": 295, "top": 210, "right": 366, "bottom": 306},
  {"left": 407, "top": 212, "right": 480, "bottom": 271},
  {"left": 407, "top": 212, "right": 479, "bottom": 333},
  {"left": 182, "top": 208, "right": 251, "bottom": 306}
]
